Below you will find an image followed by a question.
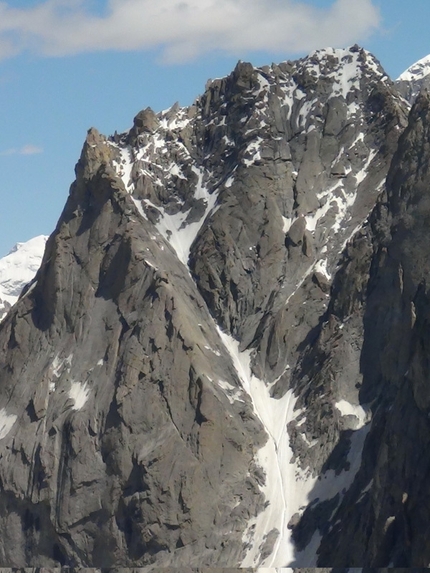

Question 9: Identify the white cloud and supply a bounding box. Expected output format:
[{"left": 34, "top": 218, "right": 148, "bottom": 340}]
[
  {"left": 0, "top": 0, "right": 381, "bottom": 63},
  {"left": 20, "top": 144, "right": 43, "bottom": 155},
  {"left": 0, "top": 145, "right": 43, "bottom": 156}
]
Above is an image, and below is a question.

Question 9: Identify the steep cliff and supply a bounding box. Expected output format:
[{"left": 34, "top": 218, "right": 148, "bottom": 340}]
[
  {"left": 0, "top": 45, "right": 420, "bottom": 567},
  {"left": 306, "top": 91, "right": 430, "bottom": 568}
]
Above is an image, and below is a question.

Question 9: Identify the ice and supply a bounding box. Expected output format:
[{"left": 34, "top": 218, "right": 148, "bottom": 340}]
[
  {"left": 0, "top": 409, "right": 17, "bottom": 440},
  {"left": 69, "top": 381, "right": 90, "bottom": 411}
]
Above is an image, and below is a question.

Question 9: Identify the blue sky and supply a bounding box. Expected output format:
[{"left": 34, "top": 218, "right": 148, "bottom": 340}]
[{"left": 0, "top": 0, "right": 429, "bottom": 256}]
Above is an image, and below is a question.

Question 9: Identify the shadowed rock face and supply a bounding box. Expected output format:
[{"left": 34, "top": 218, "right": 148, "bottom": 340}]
[
  {"left": 0, "top": 46, "right": 424, "bottom": 568},
  {"left": 290, "top": 93, "right": 430, "bottom": 567}
]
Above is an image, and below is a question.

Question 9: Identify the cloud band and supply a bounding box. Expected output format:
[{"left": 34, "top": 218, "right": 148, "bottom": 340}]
[{"left": 0, "top": 0, "right": 381, "bottom": 63}]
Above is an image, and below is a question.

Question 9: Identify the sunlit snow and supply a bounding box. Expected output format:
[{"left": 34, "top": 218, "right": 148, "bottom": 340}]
[
  {"left": 216, "top": 325, "right": 372, "bottom": 567},
  {"left": 335, "top": 399, "right": 369, "bottom": 429},
  {"left": 0, "top": 409, "right": 17, "bottom": 440},
  {"left": 69, "top": 381, "right": 90, "bottom": 411},
  {"left": 0, "top": 235, "right": 48, "bottom": 320}
]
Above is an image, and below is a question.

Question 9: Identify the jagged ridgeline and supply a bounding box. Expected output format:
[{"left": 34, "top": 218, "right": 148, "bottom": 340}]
[{"left": 0, "top": 44, "right": 429, "bottom": 567}]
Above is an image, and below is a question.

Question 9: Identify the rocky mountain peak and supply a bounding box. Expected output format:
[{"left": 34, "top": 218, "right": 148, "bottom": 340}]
[{"left": 0, "top": 46, "right": 426, "bottom": 568}]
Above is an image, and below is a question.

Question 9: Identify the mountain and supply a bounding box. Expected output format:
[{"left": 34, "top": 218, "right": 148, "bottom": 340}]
[
  {"left": 0, "top": 235, "right": 48, "bottom": 322},
  {"left": 396, "top": 54, "right": 430, "bottom": 103},
  {"left": 311, "top": 87, "right": 430, "bottom": 570},
  {"left": 0, "top": 44, "right": 426, "bottom": 568}
]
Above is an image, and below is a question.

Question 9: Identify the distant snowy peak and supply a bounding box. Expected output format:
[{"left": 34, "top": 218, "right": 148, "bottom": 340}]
[
  {"left": 0, "top": 235, "right": 48, "bottom": 321},
  {"left": 396, "top": 54, "right": 430, "bottom": 103},
  {"left": 397, "top": 54, "right": 430, "bottom": 82}
]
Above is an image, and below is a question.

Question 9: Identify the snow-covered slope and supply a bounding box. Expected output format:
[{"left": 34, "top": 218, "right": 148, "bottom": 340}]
[
  {"left": 397, "top": 54, "right": 430, "bottom": 83},
  {"left": 0, "top": 235, "right": 48, "bottom": 321},
  {"left": 396, "top": 53, "right": 430, "bottom": 103}
]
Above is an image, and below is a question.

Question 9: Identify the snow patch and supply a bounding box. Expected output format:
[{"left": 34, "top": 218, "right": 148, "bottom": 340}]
[
  {"left": 218, "top": 380, "right": 244, "bottom": 404},
  {"left": 216, "top": 325, "right": 372, "bottom": 566},
  {"left": 314, "top": 259, "right": 331, "bottom": 280},
  {"left": 282, "top": 217, "right": 292, "bottom": 234},
  {"left": 0, "top": 409, "right": 16, "bottom": 440},
  {"left": 131, "top": 197, "right": 147, "bottom": 219},
  {"left": 69, "top": 382, "right": 90, "bottom": 411},
  {"left": 243, "top": 137, "right": 263, "bottom": 166},
  {"left": 216, "top": 327, "right": 302, "bottom": 567},
  {"left": 335, "top": 399, "right": 368, "bottom": 429},
  {"left": 204, "top": 345, "right": 221, "bottom": 357},
  {"left": 151, "top": 168, "right": 219, "bottom": 265},
  {"left": 115, "top": 146, "right": 134, "bottom": 191}
]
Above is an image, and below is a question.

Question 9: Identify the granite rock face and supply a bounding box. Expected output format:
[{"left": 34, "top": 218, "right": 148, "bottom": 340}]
[
  {"left": 0, "top": 46, "right": 429, "bottom": 568},
  {"left": 306, "top": 92, "right": 430, "bottom": 568},
  {"left": 0, "top": 130, "right": 266, "bottom": 568}
]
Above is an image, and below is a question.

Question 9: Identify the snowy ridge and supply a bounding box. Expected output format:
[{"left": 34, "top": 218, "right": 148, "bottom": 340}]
[
  {"left": 109, "top": 46, "right": 389, "bottom": 280},
  {"left": 397, "top": 53, "right": 430, "bottom": 82},
  {"left": 235, "top": 47, "right": 388, "bottom": 285},
  {"left": 0, "top": 235, "right": 48, "bottom": 322},
  {"left": 396, "top": 53, "right": 430, "bottom": 104},
  {"left": 235, "top": 47, "right": 380, "bottom": 162}
]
